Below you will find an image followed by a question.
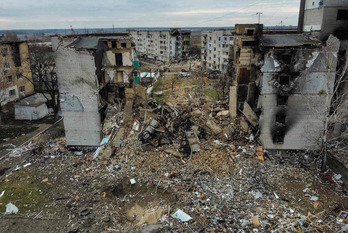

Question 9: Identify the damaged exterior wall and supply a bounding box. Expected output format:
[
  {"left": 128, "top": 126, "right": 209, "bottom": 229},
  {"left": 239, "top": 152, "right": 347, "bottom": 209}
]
[
  {"left": 259, "top": 35, "right": 339, "bottom": 150},
  {"left": 0, "top": 41, "right": 34, "bottom": 106},
  {"left": 52, "top": 34, "right": 135, "bottom": 147}
]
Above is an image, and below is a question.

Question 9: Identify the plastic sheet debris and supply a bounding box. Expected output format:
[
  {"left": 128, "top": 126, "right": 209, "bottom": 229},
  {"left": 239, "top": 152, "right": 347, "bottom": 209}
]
[
  {"left": 130, "top": 178, "right": 136, "bottom": 185},
  {"left": 254, "top": 191, "right": 263, "bottom": 199},
  {"left": 334, "top": 174, "right": 342, "bottom": 180},
  {"left": 5, "top": 203, "right": 18, "bottom": 214},
  {"left": 93, "top": 147, "right": 102, "bottom": 160},
  {"left": 8, "top": 142, "right": 37, "bottom": 158},
  {"left": 23, "top": 163, "right": 32, "bottom": 168},
  {"left": 310, "top": 196, "right": 319, "bottom": 201},
  {"left": 100, "top": 138, "right": 109, "bottom": 146},
  {"left": 0, "top": 190, "right": 5, "bottom": 198},
  {"left": 114, "top": 165, "right": 121, "bottom": 171},
  {"left": 171, "top": 209, "right": 192, "bottom": 222},
  {"left": 337, "top": 210, "right": 348, "bottom": 223}
]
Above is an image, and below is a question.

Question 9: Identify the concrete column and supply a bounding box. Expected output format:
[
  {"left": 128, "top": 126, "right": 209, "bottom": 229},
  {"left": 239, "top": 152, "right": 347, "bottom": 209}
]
[{"left": 229, "top": 86, "right": 237, "bottom": 118}]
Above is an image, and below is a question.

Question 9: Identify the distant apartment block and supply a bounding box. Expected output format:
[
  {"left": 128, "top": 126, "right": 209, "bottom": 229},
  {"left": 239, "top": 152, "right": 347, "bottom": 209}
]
[
  {"left": 201, "top": 30, "right": 233, "bottom": 73},
  {"left": 52, "top": 34, "right": 136, "bottom": 147},
  {"left": 0, "top": 41, "right": 34, "bottom": 106},
  {"left": 128, "top": 29, "right": 191, "bottom": 62}
]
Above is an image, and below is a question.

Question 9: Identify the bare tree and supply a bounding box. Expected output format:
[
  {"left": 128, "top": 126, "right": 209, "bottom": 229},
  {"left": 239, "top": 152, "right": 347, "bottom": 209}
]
[
  {"left": 3, "top": 32, "right": 18, "bottom": 42},
  {"left": 0, "top": 75, "right": 7, "bottom": 123},
  {"left": 218, "top": 73, "right": 228, "bottom": 99},
  {"left": 320, "top": 50, "right": 348, "bottom": 171},
  {"left": 24, "top": 44, "right": 60, "bottom": 121},
  {"left": 308, "top": 36, "right": 348, "bottom": 172}
]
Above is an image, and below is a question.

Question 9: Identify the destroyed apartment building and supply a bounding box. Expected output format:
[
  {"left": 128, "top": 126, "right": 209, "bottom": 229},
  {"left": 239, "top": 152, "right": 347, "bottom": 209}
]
[
  {"left": 52, "top": 34, "right": 137, "bottom": 147},
  {"left": 229, "top": 24, "right": 340, "bottom": 152},
  {"left": 0, "top": 41, "right": 34, "bottom": 107}
]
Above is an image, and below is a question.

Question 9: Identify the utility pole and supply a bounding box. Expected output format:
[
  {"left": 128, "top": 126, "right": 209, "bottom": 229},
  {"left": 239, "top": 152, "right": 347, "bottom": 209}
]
[
  {"left": 113, "top": 24, "right": 115, "bottom": 33},
  {"left": 256, "top": 12, "right": 263, "bottom": 24},
  {"left": 280, "top": 20, "right": 283, "bottom": 30}
]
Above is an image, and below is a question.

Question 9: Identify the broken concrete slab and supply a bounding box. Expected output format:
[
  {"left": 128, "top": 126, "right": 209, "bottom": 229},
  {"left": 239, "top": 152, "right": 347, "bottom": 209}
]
[
  {"left": 191, "top": 109, "right": 202, "bottom": 117},
  {"left": 101, "top": 146, "right": 114, "bottom": 160},
  {"left": 112, "top": 128, "right": 125, "bottom": 148},
  {"left": 185, "top": 130, "right": 200, "bottom": 152},
  {"left": 206, "top": 119, "right": 222, "bottom": 135},
  {"left": 134, "top": 84, "right": 149, "bottom": 101},
  {"left": 164, "top": 148, "right": 182, "bottom": 159},
  {"left": 240, "top": 117, "right": 250, "bottom": 133},
  {"left": 243, "top": 102, "right": 258, "bottom": 127},
  {"left": 141, "top": 224, "right": 163, "bottom": 233},
  {"left": 216, "top": 110, "right": 229, "bottom": 118}
]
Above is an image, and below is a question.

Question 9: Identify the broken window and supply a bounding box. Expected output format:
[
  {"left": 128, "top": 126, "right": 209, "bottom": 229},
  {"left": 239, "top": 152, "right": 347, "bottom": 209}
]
[
  {"left": 277, "top": 95, "right": 288, "bottom": 106},
  {"left": 17, "top": 73, "right": 22, "bottom": 80},
  {"left": 273, "top": 129, "right": 285, "bottom": 144},
  {"left": 282, "top": 54, "right": 292, "bottom": 65},
  {"left": 278, "top": 75, "right": 290, "bottom": 86},
  {"left": 19, "top": 86, "right": 25, "bottom": 92},
  {"left": 9, "top": 89, "right": 16, "bottom": 96},
  {"left": 1, "top": 47, "right": 8, "bottom": 57},
  {"left": 337, "top": 10, "right": 348, "bottom": 20},
  {"left": 4, "top": 61, "right": 10, "bottom": 70},
  {"left": 115, "top": 53, "right": 123, "bottom": 66},
  {"left": 112, "top": 41, "right": 117, "bottom": 48},
  {"left": 276, "top": 112, "right": 286, "bottom": 124},
  {"left": 7, "top": 76, "right": 13, "bottom": 83},
  {"left": 246, "top": 29, "right": 254, "bottom": 36},
  {"left": 121, "top": 43, "right": 127, "bottom": 48},
  {"left": 11, "top": 44, "right": 21, "bottom": 67},
  {"left": 242, "top": 40, "right": 258, "bottom": 46}
]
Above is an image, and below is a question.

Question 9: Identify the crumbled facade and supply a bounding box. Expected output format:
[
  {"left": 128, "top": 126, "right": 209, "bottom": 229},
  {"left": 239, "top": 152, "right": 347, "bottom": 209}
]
[
  {"left": 52, "top": 34, "right": 136, "bottom": 147},
  {"left": 229, "top": 24, "right": 263, "bottom": 118},
  {"left": 201, "top": 29, "right": 233, "bottom": 72},
  {"left": 128, "top": 29, "right": 191, "bottom": 62},
  {"left": 259, "top": 34, "right": 338, "bottom": 150},
  {"left": 0, "top": 41, "right": 34, "bottom": 106}
]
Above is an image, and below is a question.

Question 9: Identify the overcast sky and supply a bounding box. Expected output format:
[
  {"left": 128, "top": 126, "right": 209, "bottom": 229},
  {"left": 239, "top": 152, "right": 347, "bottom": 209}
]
[{"left": 0, "top": 0, "right": 301, "bottom": 30}]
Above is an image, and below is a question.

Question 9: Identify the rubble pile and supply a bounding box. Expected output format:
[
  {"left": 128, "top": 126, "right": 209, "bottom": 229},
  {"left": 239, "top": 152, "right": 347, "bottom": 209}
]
[{"left": 0, "top": 70, "right": 347, "bottom": 233}]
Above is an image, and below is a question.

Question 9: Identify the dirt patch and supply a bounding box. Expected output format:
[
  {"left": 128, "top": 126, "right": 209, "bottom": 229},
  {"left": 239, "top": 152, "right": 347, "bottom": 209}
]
[
  {"left": 0, "top": 219, "right": 68, "bottom": 233},
  {"left": 105, "top": 178, "right": 178, "bottom": 226},
  {"left": 0, "top": 125, "right": 39, "bottom": 142}
]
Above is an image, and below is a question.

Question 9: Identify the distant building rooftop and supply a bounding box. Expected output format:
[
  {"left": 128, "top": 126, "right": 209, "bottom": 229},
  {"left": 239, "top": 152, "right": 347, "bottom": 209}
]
[
  {"left": 15, "top": 93, "right": 50, "bottom": 107},
  {"left": 260, "top": 34, "right": 320, "bottom": 47}
]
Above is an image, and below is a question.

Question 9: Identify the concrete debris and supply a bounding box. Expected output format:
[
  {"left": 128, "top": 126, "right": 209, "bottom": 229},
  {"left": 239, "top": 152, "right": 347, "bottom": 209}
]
[
  {"left": 206, "top": 119, "right": 222, "bottom": 135},
  {"left": 242, "top": 102, "right": 258, "bottom": 127}
]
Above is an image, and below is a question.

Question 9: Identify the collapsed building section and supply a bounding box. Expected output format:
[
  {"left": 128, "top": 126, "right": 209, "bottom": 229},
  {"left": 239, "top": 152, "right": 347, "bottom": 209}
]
[
  {"left": 52, "top": 34, "right": 137, "bottom": 147},
  {"left": 229, "top": 24, "right": 263, "bottom": 119},
  {"left": 229, "top": 23, "right": 341, "bottom": 152}
]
